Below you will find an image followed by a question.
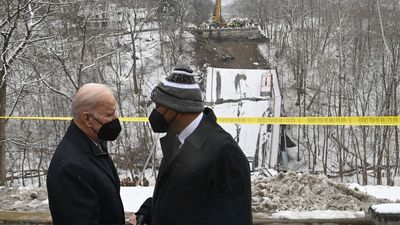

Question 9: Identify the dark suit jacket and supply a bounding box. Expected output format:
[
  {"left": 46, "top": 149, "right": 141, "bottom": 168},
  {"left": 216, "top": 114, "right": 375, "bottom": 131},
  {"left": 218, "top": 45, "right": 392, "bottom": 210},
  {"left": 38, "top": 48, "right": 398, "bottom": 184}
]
[
  {"left": 137, "top": 108, "right": 252, "bottom": 225},
  {"left": 47, "top": 121, "right": 125, "bottom": 225}
]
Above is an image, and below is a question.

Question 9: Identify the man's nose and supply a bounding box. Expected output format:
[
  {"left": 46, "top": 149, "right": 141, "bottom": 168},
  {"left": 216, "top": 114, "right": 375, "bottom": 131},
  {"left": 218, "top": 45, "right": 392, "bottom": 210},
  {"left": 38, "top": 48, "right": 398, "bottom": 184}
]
[{"left": 113, "top": 110, "right": 119, "bottom": 119}]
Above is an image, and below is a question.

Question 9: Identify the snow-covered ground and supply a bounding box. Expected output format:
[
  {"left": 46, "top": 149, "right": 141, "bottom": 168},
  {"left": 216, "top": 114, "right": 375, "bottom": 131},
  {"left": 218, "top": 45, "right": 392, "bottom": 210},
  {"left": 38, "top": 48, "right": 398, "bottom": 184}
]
[
  {"left": 120, "top": 186, "right": 154, "bottom": 212},
  {"left": 1, "top": 172, "right": 400, "bottom": 220},
  {"left": 251, "top": 172, "right": 400, "bottom": 219},
  {"left": 270, "top": 210, "right": 366, "bottom": 220},
  {"left": 347, "top": 183, "right": 400, "bottom": 202}
]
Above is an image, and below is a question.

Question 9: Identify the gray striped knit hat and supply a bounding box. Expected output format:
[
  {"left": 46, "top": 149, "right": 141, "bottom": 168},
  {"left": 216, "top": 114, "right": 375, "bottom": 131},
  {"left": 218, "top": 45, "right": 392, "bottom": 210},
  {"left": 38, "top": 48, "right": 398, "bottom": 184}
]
[{"left": 151, "top": 64, "right": 204, "bottom": 113}]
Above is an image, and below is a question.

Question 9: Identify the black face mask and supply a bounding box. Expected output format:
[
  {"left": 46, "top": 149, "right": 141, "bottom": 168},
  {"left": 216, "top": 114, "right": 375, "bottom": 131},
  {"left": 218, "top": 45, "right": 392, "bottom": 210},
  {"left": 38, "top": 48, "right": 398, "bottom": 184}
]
[
  {"left": 91, "top": 115, "right": 122, "bottom": 141},
  {"left": 148, "top": 108, "right": 178, "bottom": 133}
]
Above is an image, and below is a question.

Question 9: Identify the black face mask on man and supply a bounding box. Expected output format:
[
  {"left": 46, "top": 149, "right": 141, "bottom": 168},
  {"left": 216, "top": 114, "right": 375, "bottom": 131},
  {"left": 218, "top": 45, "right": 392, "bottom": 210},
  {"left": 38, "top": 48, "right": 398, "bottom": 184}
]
[
  {"left": 148, "top": 108, "right": 178, "bottom": 133},
  {"left": 90, "top": 115, "right": 122, "bottom": 141}
]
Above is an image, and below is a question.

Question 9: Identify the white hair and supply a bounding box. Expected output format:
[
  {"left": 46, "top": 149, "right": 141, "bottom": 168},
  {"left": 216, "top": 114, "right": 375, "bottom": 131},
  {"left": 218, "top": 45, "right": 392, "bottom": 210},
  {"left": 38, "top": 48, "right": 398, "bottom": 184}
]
[{"left": 71, "top": 83, "right": 113, "bottom": 120}]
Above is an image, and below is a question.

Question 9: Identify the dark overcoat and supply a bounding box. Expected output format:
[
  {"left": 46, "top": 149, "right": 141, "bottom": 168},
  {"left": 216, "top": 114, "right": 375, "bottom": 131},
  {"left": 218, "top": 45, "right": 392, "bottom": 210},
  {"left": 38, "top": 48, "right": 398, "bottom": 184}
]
[
  {"left": 138, "top": 108, "right": 252, "bottom": 225},
  {"left": 47, "top": 121, "right": 125, "bottom": 225}
]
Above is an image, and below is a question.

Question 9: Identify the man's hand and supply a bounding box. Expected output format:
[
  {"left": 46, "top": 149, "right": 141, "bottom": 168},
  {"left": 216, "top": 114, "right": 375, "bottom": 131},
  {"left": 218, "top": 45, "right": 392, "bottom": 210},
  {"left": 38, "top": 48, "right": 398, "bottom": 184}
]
[
  {"left": 127, "top": 214, "right": 147, "bottom": 225},
  {"left": 127, "top": 214, "right": 137, "bottom": 225}
]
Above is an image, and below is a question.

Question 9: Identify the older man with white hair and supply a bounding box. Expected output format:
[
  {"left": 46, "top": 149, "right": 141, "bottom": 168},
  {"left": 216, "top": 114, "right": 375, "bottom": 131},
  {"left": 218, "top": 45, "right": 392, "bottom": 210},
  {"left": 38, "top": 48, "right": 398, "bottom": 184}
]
[{"left": 47, "top": 83, "right": 128, "bottom": 225}]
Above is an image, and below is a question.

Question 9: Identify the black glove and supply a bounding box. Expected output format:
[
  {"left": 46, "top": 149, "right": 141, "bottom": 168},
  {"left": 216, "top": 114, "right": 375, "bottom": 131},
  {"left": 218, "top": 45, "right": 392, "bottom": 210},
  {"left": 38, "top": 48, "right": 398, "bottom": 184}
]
[
  {"left": 136, "top": 214, "right": 146, "bottom": 225},
  {"left": 136, "top": 197, "right": 152, "bottom": 225}
]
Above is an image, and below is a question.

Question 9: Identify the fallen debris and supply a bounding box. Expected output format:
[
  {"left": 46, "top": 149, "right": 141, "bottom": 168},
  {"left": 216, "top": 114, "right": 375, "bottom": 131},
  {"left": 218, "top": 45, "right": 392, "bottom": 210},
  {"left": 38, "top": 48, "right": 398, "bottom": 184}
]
[{"left": 252, "top": 171, "right": 383, "bottom": 212}]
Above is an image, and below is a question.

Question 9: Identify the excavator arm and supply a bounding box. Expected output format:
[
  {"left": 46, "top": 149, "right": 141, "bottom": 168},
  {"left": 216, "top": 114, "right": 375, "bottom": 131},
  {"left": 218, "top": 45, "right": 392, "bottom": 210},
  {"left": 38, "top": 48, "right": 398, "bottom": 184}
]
[{"left": 212, "top": 0, "right": 225, "bottom": 27}]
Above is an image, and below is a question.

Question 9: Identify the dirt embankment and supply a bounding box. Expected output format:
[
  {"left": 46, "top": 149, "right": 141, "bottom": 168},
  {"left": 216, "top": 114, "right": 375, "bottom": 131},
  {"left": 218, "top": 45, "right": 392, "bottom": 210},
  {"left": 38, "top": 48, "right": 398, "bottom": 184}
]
[{"left": 194, "top": 37, "right": 270, "bottom": 69}]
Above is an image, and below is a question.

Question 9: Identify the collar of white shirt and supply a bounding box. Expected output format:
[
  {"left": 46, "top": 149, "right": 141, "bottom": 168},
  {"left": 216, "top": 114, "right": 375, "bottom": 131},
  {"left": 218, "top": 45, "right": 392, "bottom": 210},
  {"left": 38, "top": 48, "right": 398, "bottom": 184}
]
[{"left": 177, "top": 112, "right": 204, "bottom": 145}]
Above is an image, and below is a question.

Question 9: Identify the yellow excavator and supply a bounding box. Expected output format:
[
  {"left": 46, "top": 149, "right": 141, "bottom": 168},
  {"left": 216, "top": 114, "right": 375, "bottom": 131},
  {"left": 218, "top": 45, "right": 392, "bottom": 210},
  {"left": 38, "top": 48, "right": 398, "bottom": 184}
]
[{"left": 211, "top": 0, "right": 226, "bottom": 27}]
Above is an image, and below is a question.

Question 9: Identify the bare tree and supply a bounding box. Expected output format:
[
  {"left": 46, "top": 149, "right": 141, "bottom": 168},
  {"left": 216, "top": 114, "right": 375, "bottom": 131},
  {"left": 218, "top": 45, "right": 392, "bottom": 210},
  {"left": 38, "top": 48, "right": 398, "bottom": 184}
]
[
  {"left": 230, "top": 0, "right": 400, "bottom": 185},
  {"left": 0, "top": 0, "right": 53, "bottom": 185}
]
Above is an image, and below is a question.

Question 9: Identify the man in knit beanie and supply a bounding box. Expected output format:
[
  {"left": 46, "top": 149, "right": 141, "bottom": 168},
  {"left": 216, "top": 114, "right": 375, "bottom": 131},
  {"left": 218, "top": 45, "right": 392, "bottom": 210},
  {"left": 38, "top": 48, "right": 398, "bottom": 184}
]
[
  {"left": 131, "top": 64, "right": 252, "bottom": 225},
  {"left": 151, "top": 64, "right": 204, "bottom": 113}
]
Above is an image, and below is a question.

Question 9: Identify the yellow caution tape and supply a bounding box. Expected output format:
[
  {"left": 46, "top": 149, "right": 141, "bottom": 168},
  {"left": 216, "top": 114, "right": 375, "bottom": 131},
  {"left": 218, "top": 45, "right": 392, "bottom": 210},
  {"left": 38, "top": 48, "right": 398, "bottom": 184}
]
[
  {"left": 0, "top": 116, "right": 73, "bottom": 121},
  {"left": 121, "top": 117, "right": 149, "bottom": 122},
  {"left": 0, "top": 116, "right": 399, "bottom": 126},
  {"left": 0, "top": 116, "right": 148, "bottom": 122},
  {"left": 217, "top": 116, "right": 400, "bottom": 126}
]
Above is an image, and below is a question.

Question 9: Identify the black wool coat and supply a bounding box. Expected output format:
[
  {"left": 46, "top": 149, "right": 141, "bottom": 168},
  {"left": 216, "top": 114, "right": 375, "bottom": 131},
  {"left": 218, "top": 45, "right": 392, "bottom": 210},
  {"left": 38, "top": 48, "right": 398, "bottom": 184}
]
[
  {"left": 47, "top": 121, "right": 125, "bottom": 225},
  {"left": 137, "top": 108, "right": 253, "bottom": 225}
]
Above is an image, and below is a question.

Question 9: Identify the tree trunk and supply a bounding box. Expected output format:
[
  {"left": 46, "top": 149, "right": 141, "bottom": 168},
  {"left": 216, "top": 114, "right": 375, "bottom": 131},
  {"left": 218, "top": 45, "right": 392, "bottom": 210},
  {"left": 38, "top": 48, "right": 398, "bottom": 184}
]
[
  {"left": 362, "top": 127, "right": 368, "bottom": 185},
  {"left": 0, "top": 78, "right": 7, "bottom": 185}
]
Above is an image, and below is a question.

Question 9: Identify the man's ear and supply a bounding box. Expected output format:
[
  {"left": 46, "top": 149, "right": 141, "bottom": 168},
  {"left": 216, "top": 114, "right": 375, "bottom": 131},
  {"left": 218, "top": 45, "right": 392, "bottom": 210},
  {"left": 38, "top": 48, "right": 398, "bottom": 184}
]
[{"left": 82, "top": 112, "right": 92, "bottom": 127}]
